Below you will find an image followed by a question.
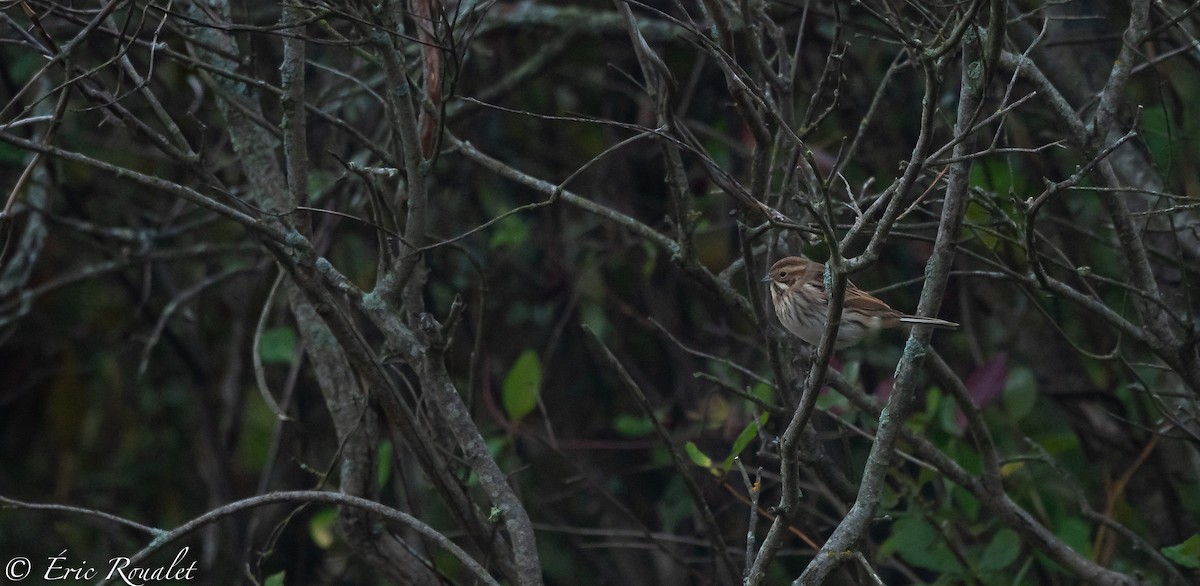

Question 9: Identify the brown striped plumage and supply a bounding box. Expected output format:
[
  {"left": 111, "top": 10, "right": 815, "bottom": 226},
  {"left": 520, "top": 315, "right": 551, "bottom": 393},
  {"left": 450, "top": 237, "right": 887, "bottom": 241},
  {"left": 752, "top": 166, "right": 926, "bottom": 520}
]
[{"left": 762, "top": 256, "right": 958, "bottom": 349}]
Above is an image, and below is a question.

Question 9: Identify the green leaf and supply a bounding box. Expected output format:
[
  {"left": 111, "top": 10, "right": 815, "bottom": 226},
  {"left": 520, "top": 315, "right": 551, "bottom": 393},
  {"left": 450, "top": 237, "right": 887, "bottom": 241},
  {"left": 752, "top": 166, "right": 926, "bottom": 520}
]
[
  {"left": 881, "top": 515, "right": 934, "bottom": 557},
  {"left": 750, "top": 382, "right": 773, "bottom": 404},
  {"left": 1162, "top": 534, "right": 1200, "bottom": 568},
  {"left": 486, "top": 435, "right": 509, "bottom": 458},
  {"left": 0, "top": 143, "right": 26, "bottom": 165},
  {"left": 950, "top": 485, "right": 980, "bottom": 522},
  {"left": 840, "top": 360, "right": 861, "bottom": 385},
  {"left": 815, "top": 385, "right": 850, "bottom": 412},
  {"left": 234, "top": 392, "right": 277, "bottom": 471},
  {"left": 965, "top": 201, "right": 998, "bottom": 248},
  {"left": 936, "top": 390, "right": 962, "bottom": 435},
  {"left": 910, "top": 386, "right": 942, "bottom": 430},
  {"left": 721, "top": 413, "right": 768, "bottom": 471},
  {"left": 580, "top": 302, "right": 611, "bottom": 340},
  {"left": 613, "top": 413, "right": 655, "bottom": 437},
  {"left": 648, "top": 445, "right": 672, "bottom": 467},
  {"left": 641, "top": 241, "right": 658, "bottom": 276},
  {"left": 502, "top": 349, "right": 541, "bottom": 422},
  {"left": 1003, "top": 366, "right": 1037, "bottom": 420},
  {"left": 1057, "top": 517, "right": 1092, "bottom": 556},
  {"left": 658, "top": 476, "right": 693, "bottom": 530},
  {"left": 263, "top": 572, "right": 286, "bottom": 586},
  {"left": 1139, "top": 106, "right": 1178, "bottom": 172},
  {"left": 882, "top": 516, "right": 958, "bottom": 573},
  {"left": 685, "top": 441, "right": 713, "bottom": 469},
  {"left": 969, "top": 157, "right": 1027, "bottom": 196},
  {"left": 376, "top": 440, "right": 393, "bottom": 490},
  {"left": 309, "top": 507, "right": 338, "bottom": 548},
  {"left": 490, "top": 214, "right": 529, "bottom": 248},
  {"left": 259, "top": 327, "right": 296, "bottom": 364},
  {"left": 980, "top": 529, "right": 1020, "bottom": 570},
  {"left": 878, "top": 481, "right": 899, "bottom": 511},
  {"left": 1038, "top": 432, "right": 1080, "bottom": 457}
]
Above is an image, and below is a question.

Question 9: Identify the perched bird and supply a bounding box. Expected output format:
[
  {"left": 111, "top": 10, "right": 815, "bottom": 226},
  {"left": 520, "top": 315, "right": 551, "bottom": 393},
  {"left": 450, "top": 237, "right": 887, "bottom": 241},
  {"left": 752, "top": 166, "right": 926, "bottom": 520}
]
[{"left": 763, "top": 256, "right": 958, "bottom": 349}]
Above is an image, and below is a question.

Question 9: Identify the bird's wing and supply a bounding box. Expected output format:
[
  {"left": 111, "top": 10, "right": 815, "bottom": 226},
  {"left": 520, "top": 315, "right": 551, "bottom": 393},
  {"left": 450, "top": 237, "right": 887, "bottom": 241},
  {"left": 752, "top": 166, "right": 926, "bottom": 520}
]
[
  {"left": 843, "top": 285, "right": 895, "bottom": 313},
  {"left": 810, "top": 266, "right": 896, "bottom": 313}
]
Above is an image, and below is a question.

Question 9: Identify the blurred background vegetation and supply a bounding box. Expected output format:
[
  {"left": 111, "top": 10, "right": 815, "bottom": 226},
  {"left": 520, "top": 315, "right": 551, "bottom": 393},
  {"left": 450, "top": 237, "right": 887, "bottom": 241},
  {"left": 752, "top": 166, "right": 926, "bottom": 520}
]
[{"left": 2, "top": 0, "right": 1199, "bottom": 584}]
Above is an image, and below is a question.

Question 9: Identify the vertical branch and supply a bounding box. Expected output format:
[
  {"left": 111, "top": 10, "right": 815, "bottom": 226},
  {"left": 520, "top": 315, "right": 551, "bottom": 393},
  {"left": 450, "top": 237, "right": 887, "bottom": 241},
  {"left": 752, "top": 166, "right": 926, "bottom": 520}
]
[
  {"left": 280, "top": 5, "right": 309, "bottom": 230},
  {"left": 616, "top": 1, "right": 695, "bottom": 259},
  {"left": 1089, "top": 0, "right": 1148, "bottom": 143},
  {"left": 276, "top": 14, "right": 449, "bottom": 575},
  {"left": 0, "top": 75, "right": 56, "bottom": 300},
  {"left": 368, "top": 10, "right": 541, "bottom": 581},
  {"left": 739, "top": 225, "right": 788, "bottom": 402},
  {"left": 184, "top": 1, "right": 291, "bottom": 217},
  {"left": 283, "top": 248, "right": 524, "bottom": 581},
  {"left": 288, "top": 292, "right": 441, "bottom": 584},
  {"left": 417, "top": 349, "right": 543, "bottom": 585},
  {"left": 1001, "top": 6, "right": 1198, "bottom": 390},
  {"left": 745, "top": 262, "right": 847, "bottom": 586},
  {"left": 796, "top": 17, "right": 987, "bottom": 584},
  {"left": 371, "top": 3, "right": 430, "bottom": 302},
  {"left": 842, "top": 62, "right": 939, "bottom": 270},
  {"left": 1088, "top": 0, "right": 1179, "bottom": 352},
  {"left": 411, "top": 0, "right": 442, "bottom": 156}
]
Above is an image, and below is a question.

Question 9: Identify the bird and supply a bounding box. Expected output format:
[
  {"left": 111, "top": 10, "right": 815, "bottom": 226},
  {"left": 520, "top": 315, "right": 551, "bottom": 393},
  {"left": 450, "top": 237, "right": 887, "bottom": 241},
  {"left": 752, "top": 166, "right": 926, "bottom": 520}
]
[{"left": 762, "top": 256, "right": 958, "bottom": 349}]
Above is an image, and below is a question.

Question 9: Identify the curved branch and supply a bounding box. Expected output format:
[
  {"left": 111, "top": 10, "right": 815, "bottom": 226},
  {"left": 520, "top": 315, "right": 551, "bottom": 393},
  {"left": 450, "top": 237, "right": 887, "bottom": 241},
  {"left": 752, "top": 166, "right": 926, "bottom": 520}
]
[{"left": 92, "top": 490, "right": 501, "bottom": 586}]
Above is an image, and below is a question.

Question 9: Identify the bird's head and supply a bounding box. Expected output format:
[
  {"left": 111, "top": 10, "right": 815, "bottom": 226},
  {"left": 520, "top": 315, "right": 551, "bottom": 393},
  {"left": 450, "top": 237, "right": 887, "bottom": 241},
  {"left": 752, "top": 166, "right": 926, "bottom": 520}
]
[{"left": 762, "top": 256, "right": 820, "bottom": 290}]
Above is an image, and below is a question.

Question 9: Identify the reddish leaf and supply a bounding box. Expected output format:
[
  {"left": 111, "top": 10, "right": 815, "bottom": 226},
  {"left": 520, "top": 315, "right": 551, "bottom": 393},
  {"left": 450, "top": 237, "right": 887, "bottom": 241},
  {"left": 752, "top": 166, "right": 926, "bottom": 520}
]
[
  {"left": 955, "top": 353, "right": 1009, "bottom": 430},
  {"left": 874, "top": 377, "right": 894, "bottom": 403},
  {"left": 965, "top": 353, "right": 1009, "bottom": 407}
]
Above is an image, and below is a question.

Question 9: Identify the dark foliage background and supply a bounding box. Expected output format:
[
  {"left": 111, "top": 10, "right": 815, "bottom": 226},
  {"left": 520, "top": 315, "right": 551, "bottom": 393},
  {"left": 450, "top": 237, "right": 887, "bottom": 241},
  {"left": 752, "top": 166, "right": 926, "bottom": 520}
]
[{"left": 2, "top": 0, "right": 1198, "bottom": 584}]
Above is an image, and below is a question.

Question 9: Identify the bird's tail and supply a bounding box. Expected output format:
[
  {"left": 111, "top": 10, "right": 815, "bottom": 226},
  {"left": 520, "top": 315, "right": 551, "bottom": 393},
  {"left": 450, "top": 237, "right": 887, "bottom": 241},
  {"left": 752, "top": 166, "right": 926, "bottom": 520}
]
[{"left": 898, "top": 316, "right": 959, "bottom": 329}]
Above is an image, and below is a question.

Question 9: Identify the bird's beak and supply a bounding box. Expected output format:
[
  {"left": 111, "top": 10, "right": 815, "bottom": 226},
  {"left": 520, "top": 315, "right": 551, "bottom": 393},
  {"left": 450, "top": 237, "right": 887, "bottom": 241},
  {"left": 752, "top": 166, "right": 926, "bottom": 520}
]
[{"left": 760, "top": 275, "right": 772, "bottom": 283}]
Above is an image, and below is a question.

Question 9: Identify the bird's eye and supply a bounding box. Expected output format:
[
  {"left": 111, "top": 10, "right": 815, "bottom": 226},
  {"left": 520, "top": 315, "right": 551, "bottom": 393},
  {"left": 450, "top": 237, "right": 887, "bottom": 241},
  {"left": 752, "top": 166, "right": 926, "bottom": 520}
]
[{"left": 778, "top": 271, "right": 787, "bottom": 279}]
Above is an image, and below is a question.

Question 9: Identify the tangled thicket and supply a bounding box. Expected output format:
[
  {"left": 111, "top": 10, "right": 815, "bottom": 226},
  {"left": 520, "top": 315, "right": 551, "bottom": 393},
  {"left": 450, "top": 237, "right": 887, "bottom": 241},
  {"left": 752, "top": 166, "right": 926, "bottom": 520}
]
[{"left": 1, "top": 1, "right": 1198, "bottom": 584}]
